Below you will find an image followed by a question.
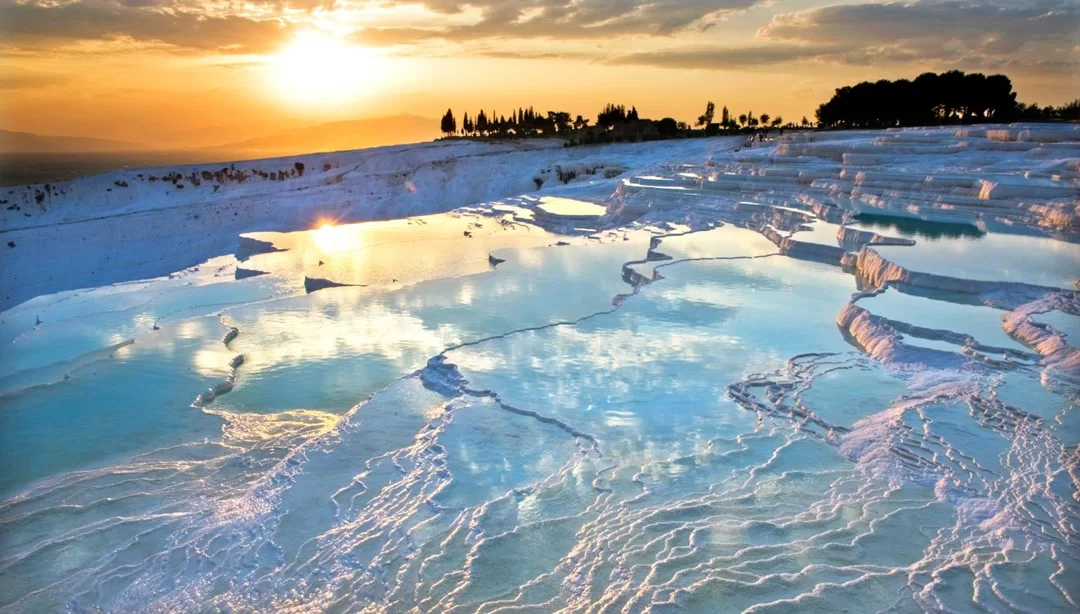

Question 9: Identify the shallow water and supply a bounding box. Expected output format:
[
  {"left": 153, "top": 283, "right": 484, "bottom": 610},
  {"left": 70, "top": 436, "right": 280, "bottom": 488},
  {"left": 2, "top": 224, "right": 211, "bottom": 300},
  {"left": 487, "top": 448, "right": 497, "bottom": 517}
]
[
  {"left": 1033, "top": 309, "right": 1080, "bottom": 343},
  {"left": 536, "top": 196, "right": 608, "bottom": 217},
  {"left": 857, "top": 225, "right": 1080, "bottom": 289},
  {"left": 858, "top": 289, "right": 1028, "bottom": 353},
  {"left": 2, "top": 130, "right": 1079, "bottom": 612},
  {"left": 789, "top": 220, "right": 843, "bottom": 247}
]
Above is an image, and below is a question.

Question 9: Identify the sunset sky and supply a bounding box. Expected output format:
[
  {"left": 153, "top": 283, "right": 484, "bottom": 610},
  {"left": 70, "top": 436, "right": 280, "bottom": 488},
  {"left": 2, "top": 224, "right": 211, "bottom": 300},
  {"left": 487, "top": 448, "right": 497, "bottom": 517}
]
[{"left": 1, "top": 0, "right": 1077, "bottom": 148}]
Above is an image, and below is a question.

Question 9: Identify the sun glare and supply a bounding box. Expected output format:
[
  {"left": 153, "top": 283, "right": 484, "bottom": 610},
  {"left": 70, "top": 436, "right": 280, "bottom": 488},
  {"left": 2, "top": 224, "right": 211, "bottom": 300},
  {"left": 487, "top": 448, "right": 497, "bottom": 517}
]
[
  {"left": 269, "top": 31, "right": 381, "bottom": 108},
  {"left": 314, "top": 222, "right": 356, "bottom": 253}
]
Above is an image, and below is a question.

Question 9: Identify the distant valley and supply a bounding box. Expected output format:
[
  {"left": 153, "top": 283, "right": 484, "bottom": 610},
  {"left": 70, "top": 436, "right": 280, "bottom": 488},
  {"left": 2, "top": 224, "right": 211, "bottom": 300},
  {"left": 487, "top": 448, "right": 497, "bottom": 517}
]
[{"left": 0, "top": 115, "right": 440, "bottom": 185}]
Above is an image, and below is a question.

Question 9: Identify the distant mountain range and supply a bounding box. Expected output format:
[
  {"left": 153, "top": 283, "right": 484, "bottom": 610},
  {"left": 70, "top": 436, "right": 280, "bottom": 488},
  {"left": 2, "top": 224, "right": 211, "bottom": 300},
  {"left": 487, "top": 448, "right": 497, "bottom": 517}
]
[
  {"left": 203, "top": 115, "right": 440, "bottom": 155},
  {"left": 0, "top": 130, "right": 154, "bottom": 154},
  {"left": 1, "top": 115, "right": 441, "bottom": 156}
]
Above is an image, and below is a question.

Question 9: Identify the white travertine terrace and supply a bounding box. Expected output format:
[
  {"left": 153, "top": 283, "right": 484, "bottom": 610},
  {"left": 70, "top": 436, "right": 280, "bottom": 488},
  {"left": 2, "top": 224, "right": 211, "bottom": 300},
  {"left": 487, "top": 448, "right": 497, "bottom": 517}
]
[{"left": 1, "top": 123, "right": 1077, "bottom": 613}]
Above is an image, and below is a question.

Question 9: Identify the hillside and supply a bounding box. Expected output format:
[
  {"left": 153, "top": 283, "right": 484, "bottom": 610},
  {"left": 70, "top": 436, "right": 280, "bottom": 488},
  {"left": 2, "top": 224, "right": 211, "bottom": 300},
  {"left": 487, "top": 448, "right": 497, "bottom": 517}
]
[
  {"left": 0, "top": 129, "right": 153, "bottom": 153},
  {"left": 205, "top": 115, "right": 441, "bottom": 155},
  {"left": 0, "top": 136, "right": 679, "bottom": 309}
]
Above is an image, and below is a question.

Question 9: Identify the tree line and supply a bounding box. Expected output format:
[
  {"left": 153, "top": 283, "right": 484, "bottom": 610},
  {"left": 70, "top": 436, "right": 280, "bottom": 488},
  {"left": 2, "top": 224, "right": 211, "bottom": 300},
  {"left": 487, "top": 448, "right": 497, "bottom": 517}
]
[
  {"left": 815, "top": 70, "right": 1080, "bottom": 128},
  {"left": 439, "top": 102, "right": 796, "bottom": 142},
  {"left": 441, "top": 106, "right": 598, "bottom": 138},
  {"left": 438, "top": 69, "right": 1077, "bottom": 142},
  {"left": 693, "top": 101, "right": 810, "bottom": 133}
]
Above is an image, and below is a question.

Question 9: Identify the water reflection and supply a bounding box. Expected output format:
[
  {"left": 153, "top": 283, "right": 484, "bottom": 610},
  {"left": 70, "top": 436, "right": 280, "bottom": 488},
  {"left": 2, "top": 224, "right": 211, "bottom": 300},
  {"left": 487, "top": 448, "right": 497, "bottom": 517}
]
[
  {"left": 2, "top": 199, "right": 1077, "bottom": 612},
  {"left": 853, "top": 213, "right": 985, "bottom": 239},
  {"left": 0, "top": 316, "right": 231, "bottom": 494},
  {"left": 245, "top": 213, "right": 553, "bottom": 289},
  {"left": 313, "top": 222, "right": 357, "bottom": 253},
  {"left": 536, "top": 196, "right": 607, "bottom": 217},
  {"left": 213, "top": 237, "right": 648, "bottom": 416},
  {"left": 870, "top": 228, "right": 1080, "bottom": 289}
]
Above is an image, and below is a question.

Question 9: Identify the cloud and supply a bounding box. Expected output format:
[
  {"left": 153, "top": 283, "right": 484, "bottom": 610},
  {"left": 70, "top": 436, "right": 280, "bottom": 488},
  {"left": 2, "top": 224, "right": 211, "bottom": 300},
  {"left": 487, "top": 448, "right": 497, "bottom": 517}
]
[
  {"left": 756, "top": 0, "right": 1079, "bottom": 66},
  {"left": 360, "top": 0, "right": 762, "bottom": 42},
  {"left": 0, "top": 0, "right": 294, "bottom": 52},
  {"left": 351, "top": 27, "right": 441, "bottom": 47},
  {"left": 472, "top": 50, "right": 572, "bottom": 60},
  {"left": 3, "top": 0, "right": 1076, "bottom": 79},
  {"left": 606, "top": 0, "right": 1079, "bottom": 74},
  {"left": 606, "top": 44, "right": 844, "bottom": 69},
  {"left": 758, "top": 0, "right": 1079, "bottom": 55},
  {"left": 0, "top": 0, "right": 770, "bottom": 53}
]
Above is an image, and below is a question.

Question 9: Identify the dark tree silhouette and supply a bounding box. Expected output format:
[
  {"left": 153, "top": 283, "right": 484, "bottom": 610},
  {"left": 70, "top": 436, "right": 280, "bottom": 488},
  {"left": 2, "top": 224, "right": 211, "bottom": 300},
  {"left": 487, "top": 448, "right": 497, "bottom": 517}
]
[
  {"left": 815, "top": 70, "right": 1019, "bottom": 128},
  {"left": 697, "top": 101, "right": 715, "bottom": 127},
  {"left": 441, "top": 109, "right": 456, "bottom": 137},
  {"left": 442, "top": 70, "right": 1064, "bottom": 144},
  {"left": 548, "top": 111, "right": 572, "bottom": 134},
  {"left": 657, "top": 117, "right": 678, "bottom": 137},
  {"left": 597, "top": 103, "right": 628, "bottom": 128},
  {"left": 1034, "top": 99, "right": 1080, "bottom": 121},
  {"left": 447, "top": 99, "right": 847, "bottom": 144}
]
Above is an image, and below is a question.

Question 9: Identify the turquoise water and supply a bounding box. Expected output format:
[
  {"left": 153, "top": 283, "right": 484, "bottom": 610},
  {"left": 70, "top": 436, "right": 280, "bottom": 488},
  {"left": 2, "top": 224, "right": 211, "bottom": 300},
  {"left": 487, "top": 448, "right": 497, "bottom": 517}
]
[
  {"left": 858, "top": 289, "right": 1028, "bottom": 352},
  {"left": 1033, "top": 309, "right": 1079, "bottom": 343},
  {"left": 853, "top": 223, "right": 1080, "bottom": 289},
  {"left": 0, "top": 211, "right": 1076, "bottom": 612}
]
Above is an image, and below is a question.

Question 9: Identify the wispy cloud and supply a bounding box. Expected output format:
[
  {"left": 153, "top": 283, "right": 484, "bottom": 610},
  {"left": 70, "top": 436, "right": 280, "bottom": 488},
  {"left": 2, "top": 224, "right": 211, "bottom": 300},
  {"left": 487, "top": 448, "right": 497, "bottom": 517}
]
[
  {"left": 603, "top": 0, "right": 1079, "bottom": 75},
  {"left": 0, "top": 0, "right": 294, "bottom": 53}
]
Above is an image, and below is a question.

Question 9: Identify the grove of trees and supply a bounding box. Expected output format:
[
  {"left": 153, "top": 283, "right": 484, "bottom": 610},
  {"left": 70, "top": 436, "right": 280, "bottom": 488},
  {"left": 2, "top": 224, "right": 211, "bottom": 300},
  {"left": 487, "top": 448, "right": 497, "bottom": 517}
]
[
  {"left": 815, "top": 70, "right": 1020, "bottom": 128},
  {"left": 438, "top": 71, "right": 1077, "bottom": 144},
  {"left": 1014, "top": 99, "right": 1080, "bottom": 122},
  {"left": 443, "top": 106, "right": 594, "bottom": 138},
  {"left": 440, "top": 100, "right": 792, "bottom": 143}
]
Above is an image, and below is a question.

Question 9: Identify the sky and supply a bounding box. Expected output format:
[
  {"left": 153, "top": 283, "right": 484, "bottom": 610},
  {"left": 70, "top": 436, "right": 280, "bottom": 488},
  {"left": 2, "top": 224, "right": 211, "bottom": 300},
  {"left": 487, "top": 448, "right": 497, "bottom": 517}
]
[{"left": 0, "top": 0, "right": 1077, "bottom": 148}]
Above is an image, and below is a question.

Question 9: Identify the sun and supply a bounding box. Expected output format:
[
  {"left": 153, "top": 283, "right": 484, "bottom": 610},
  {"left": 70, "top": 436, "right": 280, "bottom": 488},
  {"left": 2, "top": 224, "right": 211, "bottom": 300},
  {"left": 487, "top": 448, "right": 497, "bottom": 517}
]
[{"left": 269, "top": 31, "right": 381, "bottom": 108}]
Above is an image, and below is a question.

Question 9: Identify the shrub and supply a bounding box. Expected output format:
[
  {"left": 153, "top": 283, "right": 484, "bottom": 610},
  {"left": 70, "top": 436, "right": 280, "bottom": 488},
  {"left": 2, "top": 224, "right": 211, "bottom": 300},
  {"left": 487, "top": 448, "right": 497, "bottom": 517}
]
[{"left": 658, "top": 118, "right": 678, "bottom": 137}]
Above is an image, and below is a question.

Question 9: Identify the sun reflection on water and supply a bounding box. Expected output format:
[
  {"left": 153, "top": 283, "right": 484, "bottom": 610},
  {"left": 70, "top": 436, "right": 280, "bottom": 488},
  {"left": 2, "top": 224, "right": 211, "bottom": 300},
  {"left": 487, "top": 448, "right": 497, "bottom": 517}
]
[{"left": 314, "top": 223, "right": 357, "bottom": 253}]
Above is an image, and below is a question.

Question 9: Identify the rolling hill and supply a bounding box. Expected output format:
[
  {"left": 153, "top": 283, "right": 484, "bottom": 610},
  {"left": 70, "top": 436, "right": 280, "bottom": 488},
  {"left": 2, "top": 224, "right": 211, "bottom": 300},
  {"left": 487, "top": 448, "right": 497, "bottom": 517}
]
[
  {"left": 204, "top": 114, "right": 440, "bottom": 156},
  {"left": 0, "top": 130, "right": 153, "bottom": 153}
]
